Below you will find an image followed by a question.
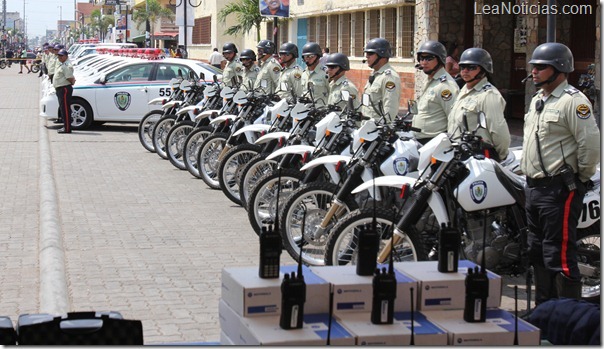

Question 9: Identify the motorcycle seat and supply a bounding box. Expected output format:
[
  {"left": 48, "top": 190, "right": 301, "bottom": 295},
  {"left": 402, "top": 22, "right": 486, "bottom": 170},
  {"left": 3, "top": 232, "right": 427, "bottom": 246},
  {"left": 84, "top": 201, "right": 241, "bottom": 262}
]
[{"left": 494, "top": 162, "right": 526, "bottom": 208}]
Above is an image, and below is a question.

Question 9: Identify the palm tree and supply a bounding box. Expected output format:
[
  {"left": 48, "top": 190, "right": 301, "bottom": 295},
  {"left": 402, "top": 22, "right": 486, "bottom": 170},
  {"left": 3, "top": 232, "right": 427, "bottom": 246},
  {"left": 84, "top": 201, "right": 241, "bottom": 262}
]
[
  {"left": 132, "top": 0, "right": 175, "bottom": 48},
  {"left": 218, "top": 0, "right": 265, "bottom": 42},
  {"left": 90, "top": 9, "right": 115, "bottom": 42}
]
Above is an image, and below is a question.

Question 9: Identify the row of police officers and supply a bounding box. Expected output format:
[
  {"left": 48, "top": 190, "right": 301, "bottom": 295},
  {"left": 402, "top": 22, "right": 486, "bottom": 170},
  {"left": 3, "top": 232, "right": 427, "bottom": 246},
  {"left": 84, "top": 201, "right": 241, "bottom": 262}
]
[{"left": 216, "top": 38, "right": 599, "bottom": 306}]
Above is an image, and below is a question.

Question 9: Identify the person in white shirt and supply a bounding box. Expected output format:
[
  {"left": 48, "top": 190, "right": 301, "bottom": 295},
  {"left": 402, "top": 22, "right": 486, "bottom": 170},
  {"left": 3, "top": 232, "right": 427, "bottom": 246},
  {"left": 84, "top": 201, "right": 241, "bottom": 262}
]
[{"left": 208, "top": 48, "right": 225, "bottom": 69}]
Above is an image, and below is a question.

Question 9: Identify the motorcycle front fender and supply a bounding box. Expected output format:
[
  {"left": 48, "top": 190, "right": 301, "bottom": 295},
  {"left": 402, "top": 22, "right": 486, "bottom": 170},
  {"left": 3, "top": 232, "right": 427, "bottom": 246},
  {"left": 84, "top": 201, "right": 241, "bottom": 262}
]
[
  {"left": 161, "top": 100, "right": 180, "bottom": 110},
  {"left": 578, "top": 186, "right": 601, "bottom": 229},
  {"left": 148, "top": 97, "right": 166, "bottom": 105},
  {"left": 232, "top": 124, "right": 271, "bottom": 137},
  {"left": 255, "top": 131, "right": 291, "bottom": 145},
  {"left": 351, "top": 174, "right": 419, "bottom": 195},
  {"left": 300, "top": 155, "right": 352, "bottom": 172},
  {"left": 267, "top": 145, "right": 316, "bottom": 161},
  {"left": 209, "top": 114, "right": 237, "bottom": 126},
  {"left": 195, "top": 109, "right": 220, "bottom": 122},
  {"left": 176, "top": 105, "right": 198, "bottom": 116}
]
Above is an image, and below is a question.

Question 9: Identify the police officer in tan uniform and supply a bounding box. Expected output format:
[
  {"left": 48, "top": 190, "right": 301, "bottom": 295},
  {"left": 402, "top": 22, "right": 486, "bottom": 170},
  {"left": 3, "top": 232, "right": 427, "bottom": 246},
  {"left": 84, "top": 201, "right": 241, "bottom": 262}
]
[
  {"left": 48, "top": 44, "right": 63, "bottom": 123},
  {"left": 253, "top": 40, "right": 281, "bottom": 94},
  {"left": 325, "top": 53, "right": 360, "bottom": 111},
  {"left": 362, "top": 38, "right": 401, "bottom": 122},
  {"left": 276, "top": 42, "right": 303, "bottom": 101},
  {"left": 53, "top": 49, "right": 76, "bottom": 134},
  {"left": 413, "top": 41, "right": 459, "bottom": 144},
  {"left": 300, "top": 42, "right": 329, "bottom": 105},
  {"left": 221, "top": 43, "right": 243, "bottom": 87},
  {"left": 521, "top": 43, "right": 600, "bottom": 304},
  {"left": 447, "top": 48, "right": 510, "bottom": 161},
  {"left": 239, "top": 49, "right": 260, "bottom": 91}
]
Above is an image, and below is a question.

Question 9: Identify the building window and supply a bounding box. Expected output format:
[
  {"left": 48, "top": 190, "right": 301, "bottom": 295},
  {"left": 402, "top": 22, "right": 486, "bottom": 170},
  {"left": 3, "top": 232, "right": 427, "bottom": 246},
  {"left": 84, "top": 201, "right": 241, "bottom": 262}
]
[
  {"left": 193, "top": 16, "right": 211, "bottom": 44},
  {"left": 384, "top": 8, "right": 397, "bottom": 56},
  {"left": 368, "top": 9, "right": 380, "bottom": 40},
  {"left": 328, "top": 15, "right": 339, "bottom": 54},
  {"left": 340, "top": 13, "right": 351, "bottom": 56},
  {"left": 353, "top": 12, "right": 365, "bottom": 57},
  {"left": 400, "top": 5, "right": 415, "bottom": 58},
  {"left": 266, "top": 20, "right": 289, "bottom": 44},
  {"left": 318, "top": 16, "right": 327, "bottom": 49}
]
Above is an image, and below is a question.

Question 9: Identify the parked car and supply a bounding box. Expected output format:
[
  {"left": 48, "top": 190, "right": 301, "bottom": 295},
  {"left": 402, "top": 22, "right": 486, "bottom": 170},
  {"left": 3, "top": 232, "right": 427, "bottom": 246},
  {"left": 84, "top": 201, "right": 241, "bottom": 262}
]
[{"left": 39, "top": 58, "right": 222, "bottom": 130}]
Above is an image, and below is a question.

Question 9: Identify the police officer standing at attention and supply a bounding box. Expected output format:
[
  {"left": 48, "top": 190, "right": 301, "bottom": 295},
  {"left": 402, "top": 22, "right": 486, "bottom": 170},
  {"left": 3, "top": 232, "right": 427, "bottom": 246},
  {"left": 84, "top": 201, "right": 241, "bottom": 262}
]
[
  {"left": 325, "top": 53, "right": 360, "bottom": 111},
  {"left": 221, "top": 43, "right": 243, "bottom": 87},
  {"left": 253, "top": 40, "right": 281, "bottom": 94},
  {"left": 276, "top": 42, "right": 303, "bottom": 101},
  {"left": 300, "top": 42, "right": 329, "bottom": 105},
  {"left": 48, "top": 44, "right": 63, "bottom": 123},
  {"left": 521, "top": 43, "right": 600, "bottom": 304},
  {"left": 239, "top": 49, "right": 260, "bottom": 90},
  {"left": 362, "top": 38, "right": 401, "bottom": 122},
  {"left": 54, "top": 49, "right": 76, "bottom": 134},
  {"left": 447, "top": 47, "right": 510, "bottom": 161},
  {"left": 413, "top": 41, "right": 459, "bottom": 144}
]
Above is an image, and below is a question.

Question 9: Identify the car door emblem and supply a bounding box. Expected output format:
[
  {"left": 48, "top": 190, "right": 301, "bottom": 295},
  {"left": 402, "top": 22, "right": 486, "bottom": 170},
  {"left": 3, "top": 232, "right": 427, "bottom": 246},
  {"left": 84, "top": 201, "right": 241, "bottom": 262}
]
[{"left": 114, "top": 92, "right": 132, "bottom": 111}]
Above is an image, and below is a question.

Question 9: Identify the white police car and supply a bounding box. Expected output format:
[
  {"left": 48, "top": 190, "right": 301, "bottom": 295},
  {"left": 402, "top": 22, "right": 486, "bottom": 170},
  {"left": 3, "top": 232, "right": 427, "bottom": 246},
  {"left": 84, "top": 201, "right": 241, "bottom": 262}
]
[{"left": 39, "top": 57, "right": 221, "bottom": 130}]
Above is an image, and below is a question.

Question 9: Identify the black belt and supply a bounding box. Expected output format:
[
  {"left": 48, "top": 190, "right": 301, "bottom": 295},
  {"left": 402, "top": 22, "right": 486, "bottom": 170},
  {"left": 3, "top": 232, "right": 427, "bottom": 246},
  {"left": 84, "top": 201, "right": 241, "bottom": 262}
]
[{"left": 526, "top": 175, "right": 565, "bottom": 188}]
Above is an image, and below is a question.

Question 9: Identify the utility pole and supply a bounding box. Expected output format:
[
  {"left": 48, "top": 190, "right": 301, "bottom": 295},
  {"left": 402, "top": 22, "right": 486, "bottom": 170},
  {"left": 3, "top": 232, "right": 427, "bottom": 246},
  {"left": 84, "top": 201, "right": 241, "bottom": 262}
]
[{"left": 145, "top": 0, "right": 150, "bottom": 48}]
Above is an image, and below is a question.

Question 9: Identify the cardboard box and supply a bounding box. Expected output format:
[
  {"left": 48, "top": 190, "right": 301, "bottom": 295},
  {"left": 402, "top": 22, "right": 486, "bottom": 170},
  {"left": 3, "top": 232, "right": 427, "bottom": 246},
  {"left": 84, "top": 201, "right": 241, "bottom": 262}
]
[
  {"left": 310, "top": 265, "right": 418, "bottom": 313},
  {"left": 336, "top": 311, "right": 448, "bottom": 345},
  {"left": 221, "top": 265, "right": 329, "bottom": 317},
  {"left": 219, "top": 300, "right": 355, "bottom": 345},
  {"left": 394, "top": 260, "right": 502, "bottom": 310},
  {"left": 423, "top": 309, "right": 541, "bottom": 345}
]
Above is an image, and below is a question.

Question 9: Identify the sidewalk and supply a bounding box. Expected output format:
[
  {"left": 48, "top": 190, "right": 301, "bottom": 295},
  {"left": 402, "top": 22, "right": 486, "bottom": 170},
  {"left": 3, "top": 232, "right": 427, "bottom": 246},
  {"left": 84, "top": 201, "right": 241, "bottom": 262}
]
[{"left": 0, "top": 66, "right": 528, "bottom": 344}]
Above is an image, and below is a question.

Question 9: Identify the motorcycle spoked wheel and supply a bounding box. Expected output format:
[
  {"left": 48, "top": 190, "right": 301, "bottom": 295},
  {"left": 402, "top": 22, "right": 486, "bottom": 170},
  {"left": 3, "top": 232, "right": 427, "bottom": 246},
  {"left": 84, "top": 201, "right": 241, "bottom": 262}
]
[
  {"left": 166, "top": 120, "right": 195, "bottom": 170},
  {"left": 31, "top": 64, "right": 40, "bottom": 73},
  {"left": 183, "top": 126, "right": 214, "bottom": 178},
  {"left": 280, "top": 181, "right": 359, "bottom": 266},
  {"left": 238, "top": 154, "right": 277, "bottom": 210},
  {"left": 218, "top": 143, "right": 262, "bottom": 205},
  {"left": 324, "top": 207, "right": 428, "bottom": 266},
  {"left": 152, "top": 115, "right": 177, "bottom": 159},
  {"left": 0, "top": 60, "right": 6, "bottom": 69},
  {"left": 247, "top": 169, "right": 305, "bottom": 236},
  {"left": 197, "top": 133, "right": 229, "bottom": 189},
  {"left": 138, "top": 110, "right": 164, "bottom": 153},
  {"left": 577, "top": 223, "right": 601, "bottom": 303}
]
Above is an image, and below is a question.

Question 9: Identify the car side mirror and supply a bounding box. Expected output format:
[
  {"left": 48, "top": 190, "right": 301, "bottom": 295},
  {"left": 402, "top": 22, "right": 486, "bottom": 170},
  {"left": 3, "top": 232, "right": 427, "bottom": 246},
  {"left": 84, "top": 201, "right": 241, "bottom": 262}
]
[{"left": 99, "top": 75, "right": 107, "bottom": 84}]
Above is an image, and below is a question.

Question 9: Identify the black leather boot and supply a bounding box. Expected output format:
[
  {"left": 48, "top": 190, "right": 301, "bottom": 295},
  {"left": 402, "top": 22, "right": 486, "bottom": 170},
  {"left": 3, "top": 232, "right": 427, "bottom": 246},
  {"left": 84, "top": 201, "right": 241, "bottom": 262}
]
[{"left": 555, "top": 272, "right": 582, "bottom": 300}]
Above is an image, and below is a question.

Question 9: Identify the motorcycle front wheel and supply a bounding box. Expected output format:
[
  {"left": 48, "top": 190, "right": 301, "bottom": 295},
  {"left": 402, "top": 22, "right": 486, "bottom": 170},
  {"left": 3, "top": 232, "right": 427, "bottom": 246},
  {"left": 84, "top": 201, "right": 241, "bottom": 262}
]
[
  {"left": 138, "top": 110, "right": 164, "bottom": 153},
  {"left": 183, "top": 126, "right": 213, "bottom": 178},
  {"left": 577, "top": 222, "right": 601, "bottom": 303},
  {"left": 238, "top": 154, "right": 277, "bottom": 210},
  {"left": 166, "top": 120, "right": 195, "bottom": 170},
  {"left": 218, "top": 143, "right": 262, "bottom": 206},
  {"left": 324, "top": 207, "right": 427, "bottom": 266},
  {"left": 152, "top": 115, "right": 177, "bottom": 159},
  {"left": 197, "top": 133, "right": 228, "bottom": 189}
]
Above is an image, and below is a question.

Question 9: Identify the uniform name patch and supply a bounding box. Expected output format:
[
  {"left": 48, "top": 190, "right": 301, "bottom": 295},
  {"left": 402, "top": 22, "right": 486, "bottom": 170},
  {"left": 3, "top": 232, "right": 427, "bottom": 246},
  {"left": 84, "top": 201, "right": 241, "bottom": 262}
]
[
  {"left": 576, "top": 104, "right": 591, "bottom": 119},
  {"left": 441, "top": 89, "right": 452, "bottom": 101},
  {"left": 385, "top": 81, "right": 396, "bottom": 91}
]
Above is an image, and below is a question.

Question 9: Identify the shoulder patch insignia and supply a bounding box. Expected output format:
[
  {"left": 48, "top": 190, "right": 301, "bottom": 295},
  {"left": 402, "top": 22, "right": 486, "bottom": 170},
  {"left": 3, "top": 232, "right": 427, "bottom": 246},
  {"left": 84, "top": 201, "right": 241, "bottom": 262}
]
[
  {"left": 565, "top": 86, "right": 580, "bottom": 95},
  {"left": 294, "top": 72, "right": 302, "bottom": 80},
  {"left": 273, "top": 66, "right": 281, "bottom": 73},
  {"left": 236, "top": 67, "right": 242, "bottom": 72},
  {"left": 576, "top": 104, "right": 591, "bottom": 119},
  {"left": 441, "top": 89, "right": 452, "bottom": 101},
  {"left": 439, "top": 75, "right": 447, "bottom": 82},
  {"left": 385, "top": 81, "right": 396, "bottom": 91}
]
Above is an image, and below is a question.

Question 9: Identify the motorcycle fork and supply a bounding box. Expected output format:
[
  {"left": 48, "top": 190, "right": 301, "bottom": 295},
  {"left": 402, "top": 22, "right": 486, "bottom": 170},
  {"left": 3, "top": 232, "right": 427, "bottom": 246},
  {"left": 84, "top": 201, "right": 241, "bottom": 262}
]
[{"left": 317, "top": 164, "right": 365, "bottom": 231}]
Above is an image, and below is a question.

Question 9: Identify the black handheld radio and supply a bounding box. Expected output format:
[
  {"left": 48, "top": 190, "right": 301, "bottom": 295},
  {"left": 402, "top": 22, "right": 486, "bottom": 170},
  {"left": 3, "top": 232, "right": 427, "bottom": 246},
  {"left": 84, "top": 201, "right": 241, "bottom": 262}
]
[
  {"left": 371, "top": 238, "right": 397, "bottom": 324},
  {"left": 258, "top": 168, "right": 284, "bottom": 278},
  {"left": 463, "top": 212, "right": 489, "bottom": 322},
  {"left": 437, "top": 222, "right": 460, "bottom": 272},
  {"left": 279, "top": 209, "right": 307, "bottom": 329}
]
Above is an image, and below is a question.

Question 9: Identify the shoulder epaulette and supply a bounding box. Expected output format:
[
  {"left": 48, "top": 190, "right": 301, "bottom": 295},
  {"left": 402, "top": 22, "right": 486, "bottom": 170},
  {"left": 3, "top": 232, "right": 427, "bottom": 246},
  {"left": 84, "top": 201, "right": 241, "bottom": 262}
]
[
  {"left": 482, "top": 83, "right": 493, "bottom": 91},
  {"left": 439, "top": 75, "right": 447, "bottom": 82},
  {"left": 564, "top": 86, "right": 580, "bottom": 95},
  {"left": 384, "top": 69, "right": 392, "bottom": 75}
]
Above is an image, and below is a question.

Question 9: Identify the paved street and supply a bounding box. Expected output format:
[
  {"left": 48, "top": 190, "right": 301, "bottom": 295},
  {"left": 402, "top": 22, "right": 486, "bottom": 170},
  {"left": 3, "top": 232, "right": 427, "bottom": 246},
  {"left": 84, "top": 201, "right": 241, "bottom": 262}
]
[{"left": 0, "top": 66, "right": 528, "bottom": 344}]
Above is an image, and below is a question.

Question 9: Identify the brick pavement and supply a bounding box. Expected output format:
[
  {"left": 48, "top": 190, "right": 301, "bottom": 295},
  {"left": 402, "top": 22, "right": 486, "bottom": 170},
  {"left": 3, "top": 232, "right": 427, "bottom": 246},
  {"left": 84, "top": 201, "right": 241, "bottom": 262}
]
[{"left": 0, "top": 65, "right": 528, "bottom": 344}]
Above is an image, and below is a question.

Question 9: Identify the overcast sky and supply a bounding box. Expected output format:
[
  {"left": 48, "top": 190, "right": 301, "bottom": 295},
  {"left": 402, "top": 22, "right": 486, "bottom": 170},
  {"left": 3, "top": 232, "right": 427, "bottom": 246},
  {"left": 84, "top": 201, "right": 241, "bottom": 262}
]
[{"left": 5, "top": 0, "right": 82, "bottom": 37}]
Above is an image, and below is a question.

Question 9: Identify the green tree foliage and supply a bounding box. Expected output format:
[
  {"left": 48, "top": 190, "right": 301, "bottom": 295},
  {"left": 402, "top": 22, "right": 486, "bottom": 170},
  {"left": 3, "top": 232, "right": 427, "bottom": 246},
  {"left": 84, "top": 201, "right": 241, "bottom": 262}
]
[{"left": 132, "top": 0, "right": 175, "bottom": 47}]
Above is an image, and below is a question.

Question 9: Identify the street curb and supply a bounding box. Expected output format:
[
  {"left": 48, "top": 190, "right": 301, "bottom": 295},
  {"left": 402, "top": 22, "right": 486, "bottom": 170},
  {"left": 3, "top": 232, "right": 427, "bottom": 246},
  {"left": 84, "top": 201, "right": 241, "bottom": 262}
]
[{"left": 38, "top": 115, "right": 70, "bottom": 314}]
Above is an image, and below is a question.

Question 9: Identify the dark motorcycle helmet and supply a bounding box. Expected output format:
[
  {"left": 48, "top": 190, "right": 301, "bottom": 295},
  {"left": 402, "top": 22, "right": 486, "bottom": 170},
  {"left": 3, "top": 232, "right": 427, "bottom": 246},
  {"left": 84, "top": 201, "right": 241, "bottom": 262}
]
[
  {"left": 325, "top": 53, "right": 350, "bottom": 71},
  {"left": 459, "top": 48, "right": 493, "bottom": 74},
  {"left": 256, "top": 40, "right": 276, "bottom": 54},
  {"left": 529, "top": 42, "right": 574, "bottom": 73},
  {"left": 302, "top": 42, "right": 322, "bottom": 57},
  {"left": 222, "top": 42, "right": 238, "bottom": 54},
  {"left": 364, "top": 38, "right": 392, "bottom": 58},
  {"left": 279, "top": 42, "right": 299, "bottom": 58},
  {"left": 416, "top": 40, "right": 447, "bottom": 65},
  {"left": 239, "top": 49, "right": 257, "bottom": 61}
]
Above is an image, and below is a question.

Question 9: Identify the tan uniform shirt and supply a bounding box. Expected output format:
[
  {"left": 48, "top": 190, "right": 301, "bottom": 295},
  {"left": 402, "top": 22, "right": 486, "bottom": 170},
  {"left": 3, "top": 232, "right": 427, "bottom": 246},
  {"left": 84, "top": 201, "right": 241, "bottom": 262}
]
[
  {"left": 253, "top": 57, "right": 281, "bottom": 94},
  {"left": 222, "top": 58, "right": 244, "bottom": 87},
  {"left": 413, "top": 67, "right": 459, "bottom": 140},
  {"left": 53, "top": 59, "right": 74, "bottom": 88},
  {"left": 362, "top": 62, "right": 401, "bottom": 121},
  {"left": 521, "top": 81, "right": 600, "bottom": 182},
  {"left": 277, "top": 63, "right": 303, "bottom": 101},
  {"left": 242, "top": 64, "right": 260, "bottom": 91},
  {"left": 301, "top": 65, "right": 329, "bottom": 105},
  {"left": 448, "top": 77, "right": 510, "bottom": 160},
  {"left": 47, "top": 54, "right": 58, "bottom": 75},
  {"left": 328, "top": 75, "right": 360, "bottom": 111}
]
